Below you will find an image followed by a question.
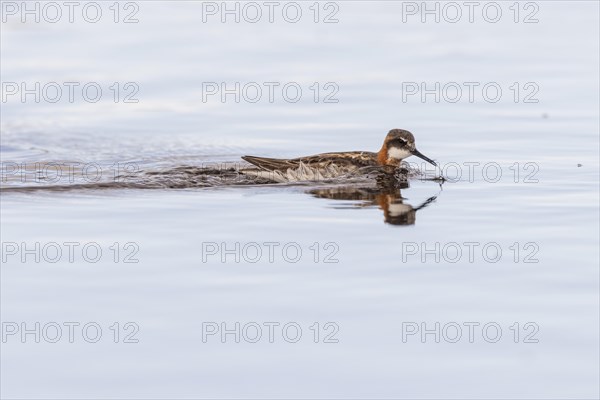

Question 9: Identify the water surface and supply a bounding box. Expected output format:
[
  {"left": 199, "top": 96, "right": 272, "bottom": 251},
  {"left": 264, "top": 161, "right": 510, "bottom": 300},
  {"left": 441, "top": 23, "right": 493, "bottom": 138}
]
[{"left": 1, "top": 1, "right": 599, "bottom": 399}]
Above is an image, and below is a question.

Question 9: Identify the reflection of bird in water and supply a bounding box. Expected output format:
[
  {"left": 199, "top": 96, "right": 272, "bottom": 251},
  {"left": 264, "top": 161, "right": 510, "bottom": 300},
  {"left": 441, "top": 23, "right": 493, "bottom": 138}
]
[
  {"left": 375, "top": 192, "right": 437, "bottom": 225},
  {"left": 308, "top": 181, "right": 438, "bottom": 226},
  {"left": 240, "top": 129, "right": 437, "bottom": 183}
]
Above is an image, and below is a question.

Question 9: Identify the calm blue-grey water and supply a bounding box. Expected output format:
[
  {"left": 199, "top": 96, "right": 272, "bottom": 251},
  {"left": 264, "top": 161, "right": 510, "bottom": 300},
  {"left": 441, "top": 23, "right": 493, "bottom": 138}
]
[{"left": 1, "top": 1, "right": 599, "bottom": 399}]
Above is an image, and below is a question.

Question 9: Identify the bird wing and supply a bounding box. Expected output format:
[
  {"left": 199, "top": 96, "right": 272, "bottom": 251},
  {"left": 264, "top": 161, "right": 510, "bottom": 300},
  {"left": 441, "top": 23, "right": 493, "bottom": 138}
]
[
  {"left": 241, "top": 156, "right": 300, "bottom": 171},
  {"left": 242, "top": 152, "right": 378, "bottom": 171}
]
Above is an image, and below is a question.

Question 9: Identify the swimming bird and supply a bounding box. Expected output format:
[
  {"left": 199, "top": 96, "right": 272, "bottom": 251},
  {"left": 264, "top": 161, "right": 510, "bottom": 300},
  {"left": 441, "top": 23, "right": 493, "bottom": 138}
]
[{"left": 240, "top": 129, "right": 437, "bottom": 182}]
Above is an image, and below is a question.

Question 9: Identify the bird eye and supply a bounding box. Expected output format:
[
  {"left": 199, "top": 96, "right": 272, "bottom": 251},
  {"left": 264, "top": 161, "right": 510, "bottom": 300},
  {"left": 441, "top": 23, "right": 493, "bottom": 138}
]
[{"left": 388, "top": 138, "right": 407, "bottom": 148}]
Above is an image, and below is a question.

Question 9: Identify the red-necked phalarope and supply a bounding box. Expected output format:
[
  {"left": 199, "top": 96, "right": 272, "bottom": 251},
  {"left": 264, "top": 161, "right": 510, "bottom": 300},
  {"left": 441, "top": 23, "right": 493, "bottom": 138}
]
[{"left": 241, "top": 129, "right": 437, "bottom": 182}]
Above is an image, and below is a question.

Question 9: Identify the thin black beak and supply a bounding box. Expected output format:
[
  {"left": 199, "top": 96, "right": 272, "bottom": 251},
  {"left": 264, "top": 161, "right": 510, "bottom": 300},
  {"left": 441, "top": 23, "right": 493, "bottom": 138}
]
[{"left": 411, "top": 149, "right": 437, "bottom": 166}]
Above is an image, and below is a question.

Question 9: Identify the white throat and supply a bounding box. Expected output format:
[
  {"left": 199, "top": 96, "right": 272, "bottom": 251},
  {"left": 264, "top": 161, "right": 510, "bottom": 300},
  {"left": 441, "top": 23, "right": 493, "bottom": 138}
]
[{"left": 388, "top": 147, "right": 412, "bottom": 161}]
